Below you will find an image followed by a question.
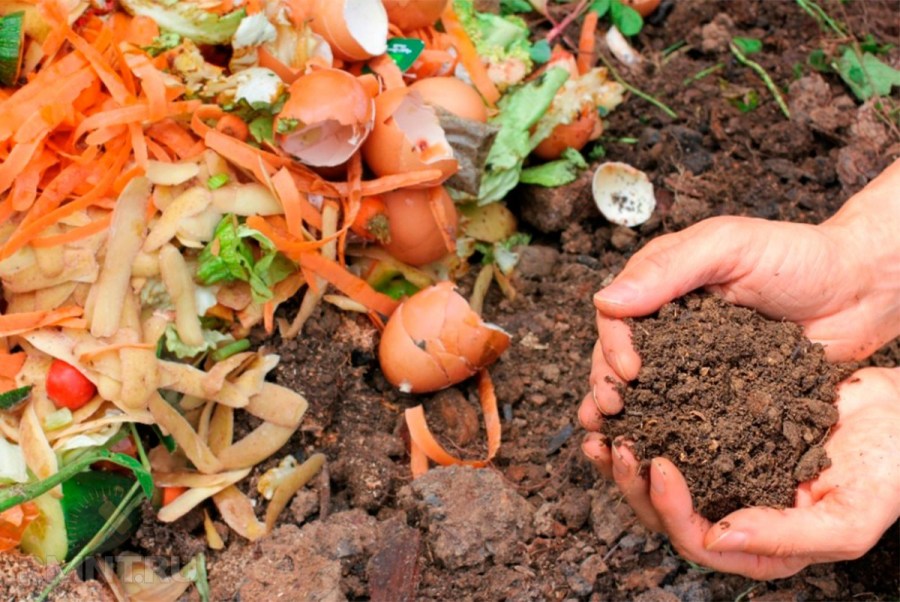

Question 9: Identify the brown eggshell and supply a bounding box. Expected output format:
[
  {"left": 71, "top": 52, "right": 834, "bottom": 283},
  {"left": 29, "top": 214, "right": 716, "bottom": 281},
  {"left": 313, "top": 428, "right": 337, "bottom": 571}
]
[
  {"left": 409, "top": 77, "right": 488, "bottom": 123},
  {"left": 532, "top": 106, "right": 601, "bottom": 161},
  {"left": 309, "top": 0, "right": 388, "bottom": 61},
  {"left": 381, "top": 186, "right": 457, "bottom": 266},
  {"left": 622, "top": 0, "right": 661, "bottom": 17},
  {"left": 275, "top": 69, "right": 375, "bottom": 167},
  {"left": 382, "top": 0, "right": 448, "bottom": 31},
  {"left": 362, "top": 88, "right": 458, "bottom": 186},
  {"left": 378, "top": 282, "right": 511, "bottom": 393}
]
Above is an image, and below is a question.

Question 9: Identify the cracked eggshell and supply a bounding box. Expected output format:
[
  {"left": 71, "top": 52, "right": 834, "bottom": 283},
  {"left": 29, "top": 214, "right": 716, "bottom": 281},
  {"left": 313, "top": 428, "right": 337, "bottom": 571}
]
[
  {"left": 309, "top": 0, "right": 388, "bottom": 62},
  {"left": 381, "top": 186, "right": 457, "bottom": 266},
  {"left": 382, "top": 0, "right": 448, "bottom": 31},
  {"left": 378, "top": 282, "right": 510, "bottom": 393},
  {"left": 275, "top": 68, "right": 374, "bottom": 167},
  {"left": 592, "top": 162, "right": 656, "bottom": 227},
  {"left": 362, "top": 88, "right": 458, "bottom": 186}
]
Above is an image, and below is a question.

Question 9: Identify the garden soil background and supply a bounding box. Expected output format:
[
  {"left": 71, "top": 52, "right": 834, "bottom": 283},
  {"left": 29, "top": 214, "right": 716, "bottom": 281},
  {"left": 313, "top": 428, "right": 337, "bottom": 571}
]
[{"left": 5, "top": 0, "right": 899, "bottom": 600}]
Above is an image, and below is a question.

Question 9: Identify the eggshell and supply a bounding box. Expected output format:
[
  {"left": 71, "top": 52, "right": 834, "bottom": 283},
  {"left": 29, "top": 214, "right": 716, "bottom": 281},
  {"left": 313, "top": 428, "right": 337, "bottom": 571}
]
[
  {"left": 381, "top": 186, "right": 458, "bottom": 266},
  {"left": 409, "top": 77, "right": 488, "bottom": 123},
  {"left": 622, "top": 0, "right": 661, "bottom": 17},
  {"left": 382, "top": 0, "right": 448, "bottom": 31},
  {"left": 362, "top": 88, "right": 458, "bottom": 186},
  {"left": 378, "top": 282, "right": 510, "bottom": 393},
  {"left": 532, "top": 107, "right": 600, "bottom": 160},
  {"left": 592, "top": 162, "right": 656, "bottom": 227},
  {"left": 275, "top": 69, "right": 374, "bottom": 167},
  {"left": 309, "top": 0, "right": 388, "bottom": 62}
]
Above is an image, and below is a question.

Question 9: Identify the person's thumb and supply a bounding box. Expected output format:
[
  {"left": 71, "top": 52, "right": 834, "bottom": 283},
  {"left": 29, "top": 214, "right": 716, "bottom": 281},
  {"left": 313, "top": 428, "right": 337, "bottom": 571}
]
[{"left": 594, "top": 220, "right": 743, "bottom": 318}]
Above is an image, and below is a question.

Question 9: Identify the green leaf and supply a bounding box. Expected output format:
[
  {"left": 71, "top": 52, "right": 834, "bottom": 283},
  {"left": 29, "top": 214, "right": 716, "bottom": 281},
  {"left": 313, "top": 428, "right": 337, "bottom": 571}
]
[
  {"left": 807, "top": 48, "right": 830, "bottom": 72},
  {"left": 248, "top": 115, "right": 274, "bottom": 144},
  {"left": 519, "top": 148, "right": 588, "bottom": 187},
  {"left": 859, "top": 34, "right": 893, "bottom": 55},
  {"left": 732, "top": 36, "right": 762, "bottom": 55},
  {"left": 377, "top": 278, "right": 419, "bottom": 300},
  {"left": 530, "top": 39, "right": 551, "bottom": 64},
  {"left": 206, "top": 173, "right": 230, "bottom": 190},
  {"left": 501, "top": 0, "right": 534, "bottom": 14},
  {"left": 834, "top": 47, "right": 900, "bottom": 100},
  {"left": 610, "top": 0, "right": 643, "bottom": 36},
  {"left": 184, "top": 553, "right": 211, "bottom": 602},
  {"left": 0, "top": 448, "right": 154, "bottom": 513},
  {"left": 0, "top": 385, "right": 31, "bottom": 410},
  {"left": 142, "top": 32, "right": 181, "bottom": 57},
  {"left": 729, "top": 88, "right": 760, "bottom": 113},
  {"left": 589, "top": 0, "right": 611, "bottom": 18}
]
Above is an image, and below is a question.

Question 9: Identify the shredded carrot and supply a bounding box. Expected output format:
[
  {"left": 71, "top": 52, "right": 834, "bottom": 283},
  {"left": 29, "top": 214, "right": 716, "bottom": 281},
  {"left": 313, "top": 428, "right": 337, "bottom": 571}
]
[
  {"left": 262, "top": 301, "right": 275, "bottom": 335},
  {"left": 576, "top": 10, "right": 599, "bottom": 75},
  {"left": 74, "top": 100, "right": 200, "bottom": 140},
  {"left": 330, "top": 169, "right": 445, "bottom": 197},
  {"left": 405, "top": 369, "right": 501, "bottom": 475},
  {"left": 147, "top": 119, "right": 201, "bottom": 160},
  {"left": 215, "top": 114, "right": 250, "bottom": 142},
  {"left": 0, "top": 352, "right": 26, "bottom": 379},
  {"left": 125, "top": 51, "right": 169, "bottom": 122},
  {"left": 296, "top": 252, "right": 399, "bottom": 317},
  {"left": 409, "top": 439, "right": 430, "bottom": 478},
  {"left": 0, "top": 140, "right": 42, "bottom": 196},
  {"left": 204, "top": 130, "right": 288, "bottom": 185},
  {"left": 258, "top": 47, "right": 300, "bottom": 85},
  {"left": 271, "top": 168, "right": 322, "bottom": 234},
  {"left": 30, "top": 214, "right": 112, "bottom": 248},
  {"left": 440, "top": 5, "right": 501, "bottom": 106},
  {"left": 0, "top": 306, "right": 85, "bottom": 338}
]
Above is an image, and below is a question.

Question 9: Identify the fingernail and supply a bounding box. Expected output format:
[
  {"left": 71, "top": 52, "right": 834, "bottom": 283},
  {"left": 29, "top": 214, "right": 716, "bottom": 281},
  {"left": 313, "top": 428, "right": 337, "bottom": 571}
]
[
  {"left": 594, "top": 282, "right": 638, "bottom": 308},
  {"left": 650, "top": 460, "right": 666, "bottom": 494},
  {"left": 591, "top": 383, "right": 602, "bottom": 405},
  {"left": 612, "top": 444, "right": 630, "bottom": 477},
  {"left": 706, "top": 530, "right": 748, "bottom": 552},
  {"left": 608, "top": 351, "right": 627, "bottom": 378}
]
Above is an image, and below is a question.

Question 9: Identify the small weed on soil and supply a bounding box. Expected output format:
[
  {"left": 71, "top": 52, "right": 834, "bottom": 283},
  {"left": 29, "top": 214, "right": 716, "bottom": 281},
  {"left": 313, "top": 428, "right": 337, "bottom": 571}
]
[{"left": 604, "top": 293, "right": 852, "bottom": 520}]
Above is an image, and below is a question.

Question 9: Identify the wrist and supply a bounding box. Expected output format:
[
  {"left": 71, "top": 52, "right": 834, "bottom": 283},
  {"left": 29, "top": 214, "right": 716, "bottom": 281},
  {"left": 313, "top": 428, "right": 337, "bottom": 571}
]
[{"left": 820, "top": 162, "right": 900, "bottom": 349}]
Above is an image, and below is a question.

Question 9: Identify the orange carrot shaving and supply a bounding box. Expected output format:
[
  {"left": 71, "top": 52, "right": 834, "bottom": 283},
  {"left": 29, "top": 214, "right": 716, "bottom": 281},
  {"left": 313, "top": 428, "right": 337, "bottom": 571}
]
[
  {"left": 74, "top": 100, "right": 200, "bottom": 140},
  {"left": 296, "top": 252, "right": 399, "bottom": 317},
  {"left": 440, "top": 5, "right": 501, "bottom": 106},
  {"left": 263, "top": 301, "right": 275, "bottom": 335},
  {"left": 244, "top": 216, "right": 330, "bottom": 256},
  {"left": 30, "top": 214, "right": 112, "bottom": 248},
  {"left": 409, "top": 439, "right": 430, "bottom": 478},
  {"left": 190, "top": 105, "right": 225, "bottom": 139},
  {"left": 215, "top": 114, "right": 250, "bottom": 142},
  {"left": 0, "top": 306, "right": 85, "bottom": 338},
  {"left": 577, "top": 10, "right": 599, "bottom": 75},
  {"left": 0, "top": 352, "right": 26, "bottom": 379},
  {"left": 330, "top": 169, "right": 445, "bottom": 197},
  {"left": 405, "top": 369, "right": 501, "bottom": 475},
  {"left": 125, "top": 51, "right": 169, "bottom": 121},
  {"left": 147, "top": 119, "right": 202, "bottom": 160},
  {"left": 258, "top": 47, "right": 300, "bottom": 85},
  {"left": 204, "top": 130, "right": 288, "bottom": 185},
  {"left": 271, "top": 168, "right": 322, "bottom": 234},
  {"left": 0, "top": 140, "right": 42, "bottom": 196},
  {"left": 0, "top": 502, "right": 40, "bottom": 553}
]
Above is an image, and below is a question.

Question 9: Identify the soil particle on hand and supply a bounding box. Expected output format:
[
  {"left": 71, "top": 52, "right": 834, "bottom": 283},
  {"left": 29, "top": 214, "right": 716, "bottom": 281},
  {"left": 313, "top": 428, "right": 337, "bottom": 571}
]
[
  {"left": 603, "top": 293, "right": 851, "bottom": 520},
  {"left": 398, "top": 464, "right": 534, "bottom": 569}
]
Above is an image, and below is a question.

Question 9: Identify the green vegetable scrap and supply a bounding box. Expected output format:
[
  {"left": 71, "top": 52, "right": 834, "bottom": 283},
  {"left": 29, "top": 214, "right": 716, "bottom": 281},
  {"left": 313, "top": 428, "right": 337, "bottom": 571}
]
[
  {"left": 118, "top": 0, "right": 246, "bottom": 46},
  {"left": 0, "top": 11, "right": 24, "bottom": 86},
  {"left": 478, "top": 67, "right": 570, "bottom": 205},
  {"left": 221, "top": 95, "right": 287, "bottom": 145},
  {"left": 142, "top": 31, "right": 182, "bottom": 57},
  {"left": 591, "top": 0, "right": 644, "bottom": 37},
  {"left": 196, "top": 214, "right": 295, "bottom": 303},
  {"left": 833, "top": 48, "right": 900, "bottom": 101},
  {"left": 0, "top": 384, "right": 31, "bottom": 411},
  {"left": 454, "top": 0, "right": 534, "bottom": 90},
  {"left": 520, "top": 148, "right": 588, "bottom": 187}
]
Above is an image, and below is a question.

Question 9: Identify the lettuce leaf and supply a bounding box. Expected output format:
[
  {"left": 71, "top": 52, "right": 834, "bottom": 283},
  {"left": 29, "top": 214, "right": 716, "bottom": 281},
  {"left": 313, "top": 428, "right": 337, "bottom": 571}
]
[
  {"left": 196, "top": 214, "right": 295, "bottom": 303},
  {"left": 519, "top": 148, "right": 588, "bottom": 187},
  {"left": 477, "top": 67, "right": 570, "bottom": 205}
]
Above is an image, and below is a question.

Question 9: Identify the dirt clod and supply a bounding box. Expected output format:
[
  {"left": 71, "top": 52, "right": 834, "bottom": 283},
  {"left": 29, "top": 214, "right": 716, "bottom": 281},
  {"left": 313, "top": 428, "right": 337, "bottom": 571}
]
[{"left": 604, "top": 294, "right": 851, "bottom": 520}]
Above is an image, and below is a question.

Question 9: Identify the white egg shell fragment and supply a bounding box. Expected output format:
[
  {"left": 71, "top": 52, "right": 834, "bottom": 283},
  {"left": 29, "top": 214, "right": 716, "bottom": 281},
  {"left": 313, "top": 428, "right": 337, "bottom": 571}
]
[{"left": 591, "top": 162, "right": 656, "bottom": 227}]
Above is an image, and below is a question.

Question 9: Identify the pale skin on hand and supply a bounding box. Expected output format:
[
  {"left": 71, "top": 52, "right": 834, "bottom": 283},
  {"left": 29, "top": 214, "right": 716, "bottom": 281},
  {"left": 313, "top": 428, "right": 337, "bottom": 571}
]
[{"left": 579, "top": 158, "right": 900, "bottom": 579}]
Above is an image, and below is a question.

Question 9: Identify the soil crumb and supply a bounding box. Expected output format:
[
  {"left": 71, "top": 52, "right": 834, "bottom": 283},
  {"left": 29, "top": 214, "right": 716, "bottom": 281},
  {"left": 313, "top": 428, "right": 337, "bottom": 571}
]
[{"left": 604, "top": 293, "right": 851, "bottom": 520}]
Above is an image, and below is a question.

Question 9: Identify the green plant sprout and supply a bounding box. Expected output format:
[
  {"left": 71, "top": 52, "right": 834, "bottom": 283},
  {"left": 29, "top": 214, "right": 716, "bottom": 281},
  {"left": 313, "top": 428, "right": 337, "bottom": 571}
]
[{"left": 729, "top": 39, "right": 791, "bottom": 119}]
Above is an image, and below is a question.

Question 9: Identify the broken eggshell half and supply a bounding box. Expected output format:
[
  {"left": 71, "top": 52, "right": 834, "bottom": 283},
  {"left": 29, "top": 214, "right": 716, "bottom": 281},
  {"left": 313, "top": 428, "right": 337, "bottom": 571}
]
[
  {"left": 382, "top": 0, "right": 448, "bottom": 32},
  {"left": 592, "top": 162, "right": 656, "bottom": 227},
  {"left": 309, "top": 0, "right": 388, "bottom": 62},
  {"left": 361, "top": 88, "right": 458, "bottom": 187},
  {"left": 378, "top": 282, "right": 510, "bottom": 393},
  {"left": 274, "top": 68, "right": 375, "bottom": 167}
]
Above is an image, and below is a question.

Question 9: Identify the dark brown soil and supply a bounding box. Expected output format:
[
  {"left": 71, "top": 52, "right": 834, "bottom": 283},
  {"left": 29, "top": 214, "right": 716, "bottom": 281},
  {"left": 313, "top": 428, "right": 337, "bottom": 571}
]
[{"left": 603, "top": 294, "right": 849, "bottom": 521}]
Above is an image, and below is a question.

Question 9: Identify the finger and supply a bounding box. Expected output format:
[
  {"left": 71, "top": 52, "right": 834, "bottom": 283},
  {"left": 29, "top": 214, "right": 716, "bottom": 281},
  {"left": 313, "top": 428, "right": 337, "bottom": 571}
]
[
  {"left": 578, "top": 391, "right": 604, "bottom": 432},
  {"left": 593, "top": 218, "right": 748, "bottom": 319},
  {"left": 589, "top": 340, "right": 626, "bottom": 415},
  {"left": 611, "top": 442, "right": 663, "bottom": 532},
  {"left": 703, "top": 500, "right": 883, "bottom": 562},
  {"left": 597, "top": 313, "right": 640, "bottom": 381},
  {"left": 581, "top": 432, "right": 613, "bottom": 479},
  {"left": 649, "top": 458, "right": 810, "bottom": 579}
]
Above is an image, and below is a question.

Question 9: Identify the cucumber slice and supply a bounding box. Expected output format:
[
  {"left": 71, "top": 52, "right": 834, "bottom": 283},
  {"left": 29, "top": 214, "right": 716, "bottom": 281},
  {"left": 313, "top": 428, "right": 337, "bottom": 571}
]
[
  {"left": 0, "top": 11, "right": 24, "bottom": 87},
  {"left": 19, "top": 493, "right": 68, "bottom": 564},
  {"left": 19, "top": 471, "right": 141, "bottom": 563},
  {"left": 62, "top": 471, "right": 140, "bottom": 556}
]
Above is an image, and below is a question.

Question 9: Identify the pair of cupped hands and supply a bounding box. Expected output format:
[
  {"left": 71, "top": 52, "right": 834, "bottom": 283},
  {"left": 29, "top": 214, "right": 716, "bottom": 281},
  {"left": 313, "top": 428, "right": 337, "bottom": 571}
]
[{"left": 578, "top": 160, "right": 900, "bottom": 580}]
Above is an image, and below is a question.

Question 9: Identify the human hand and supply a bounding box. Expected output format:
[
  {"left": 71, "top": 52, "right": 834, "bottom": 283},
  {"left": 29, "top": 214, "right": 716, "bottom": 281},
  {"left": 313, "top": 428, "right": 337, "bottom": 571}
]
[
  {"left": 579, "top": 158, "right": 900, "bottom": 428},
  {"left": 581, "top": 367, "right": 900, "bottom": 580}
]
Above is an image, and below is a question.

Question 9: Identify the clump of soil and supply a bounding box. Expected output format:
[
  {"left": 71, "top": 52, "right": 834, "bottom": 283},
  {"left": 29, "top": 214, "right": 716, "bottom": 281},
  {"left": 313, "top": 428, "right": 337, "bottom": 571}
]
[{"left": 604, "top": 293, "right": 852, "bottom": 520}]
